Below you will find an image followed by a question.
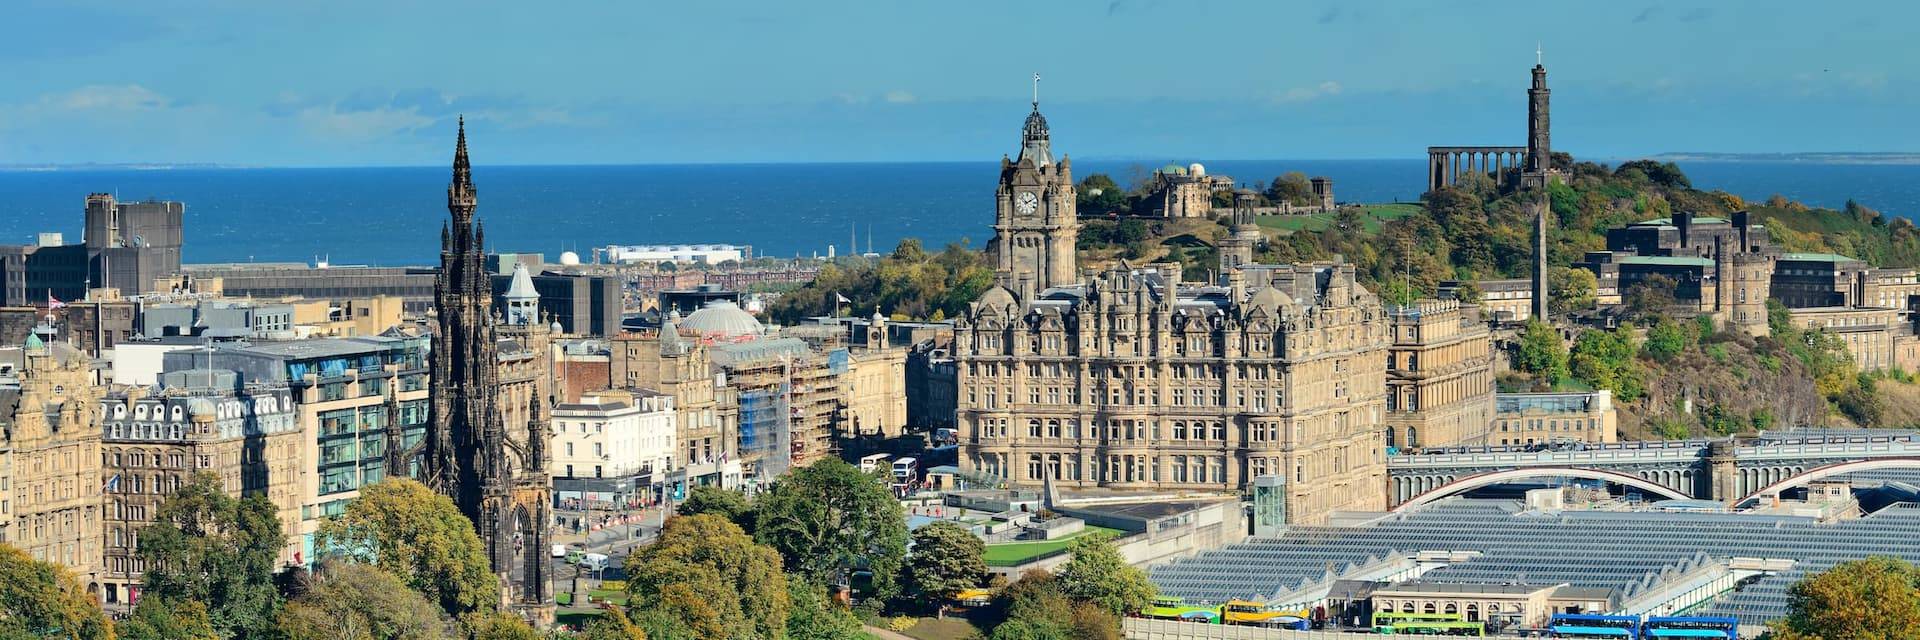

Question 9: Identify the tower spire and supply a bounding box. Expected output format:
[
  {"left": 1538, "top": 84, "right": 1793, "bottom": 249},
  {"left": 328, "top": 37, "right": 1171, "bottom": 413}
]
[
  {"left": 1536, "top": 42, "right": 1543, "bottom": 66},
  {"left": 453, "top": 115, "right": 470, "bottom": 185},
  {"left": 1032, "top": 72, "right": 1041, "bottom": 109}
]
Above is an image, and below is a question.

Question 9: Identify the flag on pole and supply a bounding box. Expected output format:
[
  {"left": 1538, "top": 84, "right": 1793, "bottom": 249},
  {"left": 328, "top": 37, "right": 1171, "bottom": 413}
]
[
  {"left": 835, "top": 293, "right": 851, "bottom": 304},
  {"left": 46, "top": 292, "right": 65, "bottom": 310}
]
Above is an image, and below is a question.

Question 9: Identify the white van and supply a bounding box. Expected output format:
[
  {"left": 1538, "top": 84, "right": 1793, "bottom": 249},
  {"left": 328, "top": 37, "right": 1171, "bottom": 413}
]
[
  {"left": 550, "top": 544, "right": 567, "bottom": 558},
  {"left": 581, "top": 553, "right": 610, "bottom": 572}
]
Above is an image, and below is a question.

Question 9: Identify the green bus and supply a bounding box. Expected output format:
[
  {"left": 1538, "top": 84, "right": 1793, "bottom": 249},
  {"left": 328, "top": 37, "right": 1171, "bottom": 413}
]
[
  {"left": 1377, "top": 621, "right": 1485, "bottom": 636},
  {"left": 1141, "top": 597, "right": 1222, "bottom": 623}
]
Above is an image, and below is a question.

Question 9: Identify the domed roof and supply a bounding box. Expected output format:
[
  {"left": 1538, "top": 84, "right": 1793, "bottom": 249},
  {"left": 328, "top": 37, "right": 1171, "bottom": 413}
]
[
  {"left": 1189, "top": 163, "right": 1206, "bottom": 177},
  {"left": 681, "top": 301, "right": 764, "bottom": 339},
  {"left": 558, "top": 251, "right": 582, "bottom": 266},
  {"left": 187, "top": 397, "right": 218, "bottom": 420},
  {"left": 1160, "top": 163, "right": 1187, "bottom": 175},
  {"left": 977, "top": 285, "right": 1018, "bottom": 312}
]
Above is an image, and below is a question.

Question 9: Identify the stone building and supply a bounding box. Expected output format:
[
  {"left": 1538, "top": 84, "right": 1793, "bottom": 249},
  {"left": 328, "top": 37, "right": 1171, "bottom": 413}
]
[
  {"left": 1144, "top": 163, "right": 1233, "bottom": 218},
  {"left": 837, "top": 313, "right": 908, "bottom": 438},
  {"left": 550, "top": 389, "right": 675, "bottom": 488},
  {"left": 98, "top": 367, "right": 300, "bottom": 606},
  {"left": 906, "top": 338, "right": 957, "bottom": 431},
  {"left": 954, "top": 261, "right": 1390, "bottom": 524},
  {"left": 1784, "top": 306, "right": 1920, "bottom": 373},
  {"left": 956, "top": 96, "right": 1391, "bottom": 525},
  {"left": 0, "top": 334, "right": 105, "bottom": 598},
  {"left": 1577, "top": 211, "right": 1776, "bottom": 335},
  {"left": 608, "top": 313, "right": 742, "bottom": 490},
  {"left": 988, "top": 95, "right": 1079, "bottom": 291},
  {"left": 1385, "top": 299, "right": 1496, "bottom": 450},
  {"left": 1492, "top": 390, "right": 1617, "bottom": 446}
]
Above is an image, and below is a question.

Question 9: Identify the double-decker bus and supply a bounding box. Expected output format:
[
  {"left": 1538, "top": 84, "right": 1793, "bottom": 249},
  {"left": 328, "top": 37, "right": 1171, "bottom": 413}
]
[
  {"left": 1640, "top": 616, "right": 1738, "bottom": 640},
  {"left": 1549, "top": 613, "right": 1641, "bottom": 638},
  {"left": 1141, "top": 597, "right": 1221, "bottom": 623}
]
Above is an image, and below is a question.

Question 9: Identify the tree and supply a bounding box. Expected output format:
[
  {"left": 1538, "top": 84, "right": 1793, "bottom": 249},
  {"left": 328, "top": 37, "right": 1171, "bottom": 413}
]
[
  {"left": 988, "top": 570, "right": 1119, "bottom": 640},
  {"left": 784, "top": 582, "right": 866, "bottom": 640},
  {"left": 627, "top": 514, "right": 789, "bottom": 640},
  {"left": 1771, "top": 556, "right": 1920, "bottom": 640},
  {"left": 276, "top": 561, "right": 450, "bottom": 640},
  {"left": 0, "top": 543, "right": 114, "bottom": 640},
  {"left": 1266, "top": 172, "right": 1313, "bottom": 205},
  {"left": 316, "top": 478, "right": 498, "bottom": 616},
  {"left": 139, "top": 472, "right": 285, "bottom": 639},
  {"left": 120, "top": 597, "right": 219, "bottom": 640},
  {"left": 754, "top": 459, "right": 909, "bottom": 598},
  {"left": 677, "top": 485, "right": 755, "bottom": 531},
  {"left": 902, "top": 521, "right": 987, "bottom": 616},
  {"left": 1643, "top": 316, "right": 1691, "bottom": 362},
  {"left": 1548, "top": 267, "right": 1597, "bottom": 314},
  {"left": 578, "top": 606, "right": 650, "bottom": 640},
  {"left": 460, "top": 612, "right": 543, "bottom": 640},
  {"left": 1514, "top": 320, "right": 1569, "bottom": 385},
  {"left": 1054, "top": 534, "right": 1155, "bottom": 616},
  {"left": 990, "top": 571, "right": 1075, "bottom": 640}
]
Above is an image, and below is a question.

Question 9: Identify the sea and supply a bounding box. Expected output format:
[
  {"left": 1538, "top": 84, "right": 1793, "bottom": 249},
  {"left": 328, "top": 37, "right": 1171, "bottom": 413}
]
[{"left": 2, "top": 160, "right": 1918, "bottom": 267}]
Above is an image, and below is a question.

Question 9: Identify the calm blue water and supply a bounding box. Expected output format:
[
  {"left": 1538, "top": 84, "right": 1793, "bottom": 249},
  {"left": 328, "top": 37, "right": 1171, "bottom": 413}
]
[{"left": 1, "top": 160, "right": 1915, "bottom": 266}]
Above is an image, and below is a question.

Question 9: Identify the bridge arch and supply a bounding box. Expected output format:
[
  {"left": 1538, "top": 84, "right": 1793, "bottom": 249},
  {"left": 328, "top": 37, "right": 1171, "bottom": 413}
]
[
  {"left": 1393, "top": 466, "right": 1691, "bottom": 511},
  {"left": 1735, "top": 457, "right": 1920, "bottom": 507}
]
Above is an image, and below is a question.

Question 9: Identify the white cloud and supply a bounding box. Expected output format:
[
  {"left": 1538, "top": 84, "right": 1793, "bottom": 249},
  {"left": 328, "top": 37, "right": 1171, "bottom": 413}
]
[
  {"left": 295, "top": 106, "right": 434, "bottom": 141},
  {"left": 1274, "top": 81, "right": 1343, "bottom": 104},
  {"left": 884, "top": 90, "right": 917, "bottom": 104},
  {"left": 51, "top": 84, "right": 171, "bottom": 111}
]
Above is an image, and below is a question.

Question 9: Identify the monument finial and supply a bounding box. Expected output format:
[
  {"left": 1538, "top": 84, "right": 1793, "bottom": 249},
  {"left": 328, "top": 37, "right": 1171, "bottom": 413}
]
[
  {"left": 1536, "top": 43, "right": 1543, "bottom": 66},
  {"left": 1032, "top": 72, "right": 1041, "bottom": 109}
]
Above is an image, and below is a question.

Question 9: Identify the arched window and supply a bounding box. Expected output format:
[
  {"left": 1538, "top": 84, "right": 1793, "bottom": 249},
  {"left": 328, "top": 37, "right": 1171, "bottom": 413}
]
[
  {"left": 1466, "top": 604, "right": 1480, "bottom": 622},
  {"left": 1423, "top": 603, "right": 1436, "bottom": 614},
  {"left": 1443, "top": 603, "right": 1458, "bottom": 615},
  {"left": 1407, "top": 426, "right": 1420, "bottom": 448}
]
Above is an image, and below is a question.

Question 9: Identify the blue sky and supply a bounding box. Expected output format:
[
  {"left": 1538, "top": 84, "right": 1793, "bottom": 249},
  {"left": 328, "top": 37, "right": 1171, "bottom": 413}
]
[{"left": 0, "top": 0, "right": 1912, "bottom": 166}]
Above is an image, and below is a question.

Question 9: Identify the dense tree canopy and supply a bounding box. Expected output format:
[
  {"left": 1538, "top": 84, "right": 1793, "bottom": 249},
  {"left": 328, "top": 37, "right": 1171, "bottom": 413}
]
[
  {"left": 316, "top": 478, "right": 498, "bottom": 616},
  {"left": 119, "top": 597, "right": 220, "bottom": 640},
  {"left": 1514, "top": 320, "right": 1569, "bottom": 385},
  {"left": 138, "top": 473, "right": 285, "bottom": 639},
  {"left": 676, "top": 485, "right": 755, "bottom": 532},
  {"left": 766, "top": 240, "right": 991, "bottom": 324},
  {"left": 0, "top": 543, "right": 114, "bottom": 640},
  {"left": 1054, "top": 534, "right": 1155, "bottom": 616},
  {"left": 1771, "top": 556, "right": 1920, "bottom": 640},
  {"left": 627, "top": 514, "right": 789, "bottom": 640},
  {"left": 277, "top": 561, "right": 450, "bottom": 640},
  {"left": 988, "top": 570, "right": 1118, "bottom": 640},
  {"left": 901, "top": 520, "right": 987, "bottom": 615},
  {"left": 753, "top": 459, "right": 909, "bottom": 599}
]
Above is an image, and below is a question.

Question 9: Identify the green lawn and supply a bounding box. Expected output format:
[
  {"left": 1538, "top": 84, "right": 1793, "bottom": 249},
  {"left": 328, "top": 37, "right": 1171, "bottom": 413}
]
[
  {"left": 1257, "top": 202, "right": 1421, "bottom": 235},
  {"left": 865, "top": 614, "right": 991, "bottom": 640},
  {"left": 982, "top": 526, "right": 1126, "bottom": 566}
]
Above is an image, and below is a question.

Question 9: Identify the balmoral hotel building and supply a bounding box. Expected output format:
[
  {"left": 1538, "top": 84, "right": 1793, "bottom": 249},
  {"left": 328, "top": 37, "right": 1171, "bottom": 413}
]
[{"left": 954, "top": 96, "right": 1392, "bottom": 524}]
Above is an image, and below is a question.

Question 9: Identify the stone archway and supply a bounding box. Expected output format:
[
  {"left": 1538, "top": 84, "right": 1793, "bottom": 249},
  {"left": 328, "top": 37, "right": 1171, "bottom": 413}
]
[{"left": 1394, "top": 466, "right": 1690, "bottom": 511}]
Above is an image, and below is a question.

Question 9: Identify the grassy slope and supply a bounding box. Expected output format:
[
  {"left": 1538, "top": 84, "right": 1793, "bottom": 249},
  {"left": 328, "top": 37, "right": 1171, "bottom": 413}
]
[{"left": 1255, "top": 203, "right": 1419, "bottom": 234}]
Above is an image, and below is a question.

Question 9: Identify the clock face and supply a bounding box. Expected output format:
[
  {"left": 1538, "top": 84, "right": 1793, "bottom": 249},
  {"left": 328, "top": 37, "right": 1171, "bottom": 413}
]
[{"left": 1016, "top": 191, "right": 1039, "bottom": 215}]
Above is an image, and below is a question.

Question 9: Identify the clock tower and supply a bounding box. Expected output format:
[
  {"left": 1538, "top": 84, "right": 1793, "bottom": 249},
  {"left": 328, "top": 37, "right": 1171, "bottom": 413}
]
[{"left": 990, "top": 78, "right": 1078, "bottom": 291}]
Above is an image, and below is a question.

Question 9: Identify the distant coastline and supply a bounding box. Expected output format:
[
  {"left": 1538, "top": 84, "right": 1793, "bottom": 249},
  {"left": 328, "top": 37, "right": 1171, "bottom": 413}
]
[
  {"left": 1654, "top": 152, "right": 1920, "bottom": 165},
  {"left": 0, "top": 162, "right": 241, "bottom": 172}
]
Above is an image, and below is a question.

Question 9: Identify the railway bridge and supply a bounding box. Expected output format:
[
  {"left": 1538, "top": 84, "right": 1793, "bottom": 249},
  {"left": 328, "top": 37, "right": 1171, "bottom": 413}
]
[{"left": 1387, "top": 431, "right": 1920, "bottom": 508}]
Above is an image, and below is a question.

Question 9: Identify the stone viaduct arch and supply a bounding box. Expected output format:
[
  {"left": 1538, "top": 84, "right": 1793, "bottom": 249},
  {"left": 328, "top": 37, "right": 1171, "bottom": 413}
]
[
  {"left": 1393, "top": 466, "right": 1692, "bottom": 512},
  {"left": 1734, "top": 457, "right": 1920, "bottom": 508}
]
